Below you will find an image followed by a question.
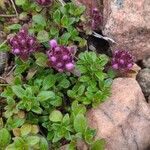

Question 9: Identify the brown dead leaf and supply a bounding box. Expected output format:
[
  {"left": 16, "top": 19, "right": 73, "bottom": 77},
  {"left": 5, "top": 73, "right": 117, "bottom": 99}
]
[{"left": 127, "top": 63, "right": 141, "bottom": 78}]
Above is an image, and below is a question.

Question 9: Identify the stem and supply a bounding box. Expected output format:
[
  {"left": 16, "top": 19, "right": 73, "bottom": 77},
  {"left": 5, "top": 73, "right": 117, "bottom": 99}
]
[
  {"left": 0, "top": 14, "right": 17, "bottom": 17},
  {"left": 7, "top": 65, "right": 16, "bottom": 76},
  {"left": 10, "top": 0, "right": 19, "bottom": 17},
  {"left": 57, "top": 0, "right": 65, "bottom": 6},
  {"left": 0, "top": 84, "right": 9, "bottom": 86},
  {"left": 0, "top": 40, "right": 7, "bottom": 48},
  {"left": 92, "top": 31, "right": 116, "bottom": 44},
  {"left": 0, "top": 77, "right": 6, "bottom": 81}
]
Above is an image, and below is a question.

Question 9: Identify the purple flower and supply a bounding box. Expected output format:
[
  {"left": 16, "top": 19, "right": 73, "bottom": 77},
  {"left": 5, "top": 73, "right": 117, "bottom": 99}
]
[
  {"left": 8, "top": 27, "right": 38, "bottom": 60},
  {"left": 91, "top": 8, "right": 102, "bottom": 30},
  {"left": 111, "top": 50, "right": 134, "bottom": 72},
  {"left": 36, "top": 0, "right": 52, "bottom": 6},
  {"left": 47, "top": 40, "right": 76, "bottom": 72}
]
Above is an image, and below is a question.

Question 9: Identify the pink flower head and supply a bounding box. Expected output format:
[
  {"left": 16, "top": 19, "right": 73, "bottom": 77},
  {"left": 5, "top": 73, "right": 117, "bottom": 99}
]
[
  {"left": 91, "top": 7, "right": 102, "bottom": 30},
  {"left": 8, "top": 27, "right": 38, "bottom": 60},
  {"left": 36, "top": 0, "right": 52, "bottom": 6},
  {"left": 47, "top": 39, "right": 76, "bottom": 72},
  {"left": 111, "top": 50, "right": 134, "bottom": 72}
]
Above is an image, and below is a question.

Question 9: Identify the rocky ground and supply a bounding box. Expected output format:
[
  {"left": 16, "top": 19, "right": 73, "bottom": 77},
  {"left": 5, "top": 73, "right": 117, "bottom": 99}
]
[
  {"left": 0, "top": 0, "right": 150, "bottom": 149},
  {"left": 75, "top": 0, "right": 150, "bottom": 149}
]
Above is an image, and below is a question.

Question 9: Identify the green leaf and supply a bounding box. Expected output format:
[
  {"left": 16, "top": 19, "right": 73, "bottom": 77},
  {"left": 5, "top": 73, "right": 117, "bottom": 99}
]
[
  {"left": 62, "top": 114, "right": 70, "bottom": 125},
  {"left": 77, "top": 65, "right": 87, "bottom": 74},
  {"left": 50, "top": 96, "right": 62, "bottom": 107},
  {"left": 95, "top": 72, "right": 107, "bottom": 81},
  {"left": 50, "top": 27, "right": 59, "bottom": 36},
  {"left": 68, "top": 17, "right": 76, "bottom": 25},
  {"left": 60, "top": 32, "right": 71, "bottom": 45},
  {"left": 74, "top": 6, "right": 86, "bottom": 16},
  {"left": 34, "top": 52, "right": 48, "bottom": 67},
  {"left": 43, "top": 74, "right": 56, "bottom": 90},
  {"left": 58, "top": 78, "right": 70, "bottom": 89},
  {"left": 14, "top": 59, "right": 30, "bottom": 75},
  {"left": 79, "top": 76, "right": 90, "bottom": 82},
  {"left": 32, "top": 106, "right": 43, "bottom": 114},
  {"left": 0, "top": 42, "right": 10, "bottom": 52},
  {"left": 49, "top": 110, "right": 63, "bottom": 122},
  {"left": 15, "top": 0, "right": 26, "bottom": 6},
  {"left": 6, "top": 117, "right": 25, "bottom": 130},
  {"left": 91, "top": 139, "right": 106, "bottom": 150},
  {"left": 61, "top": 15, "right": 69, "bottom": 28},
  {"left": 67, "top": 141, "right": 76, "bottom": 150},
  {"left": 98, "top": 54, "right": 109, "bottom": 66},
  {"left": 32, "top": 14, "right": 46, "bottom": 27},
  {"left": 78, "top": 85, "right": 85, "bottom": 96},
  {"left": 0, "top": 128, "right": 11, "bottom": 148},
  {"left": 84, "top": 128, "right": 96, "bottom": 144},
  {"left": 26, "top": 136, "right": 40, "bottom": 146},
  {"left": 67, "top": 90, "right": 76, "bottom": 98},
  {"left": 53, "top": 9, "right": 61, "bottom": 24},
  {"left": 71, "top": 101, "right": 86, "bottom": 116},
  {"left": 73, "top": 114, "right": 87, "bottom": 133},
  {"left": 37, "top": 91, "right": 55, "bottom": 102},
  {"left": 8, "top": 24, "right": 21, "bottom": 30},
  {"left": 39, "top": 137, "right": 48, "bottom": 150},
  {"left": 20, "top": 124, "right": 32, "bottom": 136},
  {"left": 6, "top": 137, "right": 25, "bottom": 150},
  {"left": 0, "top": 118, "right": 3, "bottom": 129},
  {"left": 37, "top": 30, "right": 49, "bottom": 43},
  {"left": 11, "top": 85, "right": 25, "bottom": 99}
]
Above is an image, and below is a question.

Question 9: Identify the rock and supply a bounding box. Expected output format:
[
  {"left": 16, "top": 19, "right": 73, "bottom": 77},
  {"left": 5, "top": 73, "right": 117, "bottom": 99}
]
[
  {"left": 87, "top": 78, "right": 150, "bottom": 150},
  {"left": 0, "top": 32, "right": 7, "bottom": 75},
  {"left": 59, "top": 144, "right": 68, "bottom": 150},
  {"left": 0, "top": 52, "right": 7, "bottom": 75},
  {"left": 148, "top": 96, "right": 150, "bottom": 103},
  {"left": 103, "top": 0, "right": 150, "bottom": 60},
  {"left": 137, "top": 68, "right": 150, "bottom": 97},
  {"left": 143, "top": 56, "right": 150, "bottom": 69}
]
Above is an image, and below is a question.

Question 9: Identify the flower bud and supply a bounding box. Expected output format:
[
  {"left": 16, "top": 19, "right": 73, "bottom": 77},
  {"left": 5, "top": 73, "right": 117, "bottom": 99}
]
[
  {"left": 66, "top": 63, "right": 74, "bottom": 71},
  {"left": 49, "top": 39, "right": 57, "bottom": 48}
]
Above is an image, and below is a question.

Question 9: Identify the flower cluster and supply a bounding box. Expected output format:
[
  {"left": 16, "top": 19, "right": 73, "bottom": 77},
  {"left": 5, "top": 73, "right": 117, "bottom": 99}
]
[
  {"left": 36, "top": 0, "right": 52, "bottom": 6},
  {"left": 91, "top": 8, "right": 102, "bottom": 30},
  {"left": 47, "top": 40, "right": 75, "bottom": 72},
  {"left": 111, "top": 50, "right": 134, "bottom": 72},
  {"left": 8, "top": 27, "right": 38, "bottom": 60}
]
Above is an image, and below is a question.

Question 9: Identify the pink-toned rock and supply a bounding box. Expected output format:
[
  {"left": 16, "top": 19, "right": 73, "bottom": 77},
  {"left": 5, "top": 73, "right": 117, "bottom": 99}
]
[
  {"left": 87, "top": 78, "right": 150, "bottom": 150},
  {"left": 103, "top": 0, "right": 150, "bottom": 60}
]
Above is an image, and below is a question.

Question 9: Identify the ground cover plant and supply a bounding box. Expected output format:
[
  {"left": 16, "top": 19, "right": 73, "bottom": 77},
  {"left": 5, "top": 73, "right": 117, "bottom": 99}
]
[{"left": 0, "top": 0, "right": 134, "bottom": 149}]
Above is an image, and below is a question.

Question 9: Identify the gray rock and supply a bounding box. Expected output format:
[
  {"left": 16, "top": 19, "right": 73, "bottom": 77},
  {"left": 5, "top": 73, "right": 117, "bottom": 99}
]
[
  {"left": 0, "top": 52, "right": 7, "bottom": 75},
  {"left": 0, "top": 31, "right": 8, "bottom": 75},
  {"left": 137, "top": 68, "right": 150, "bottom": 97},
  {"left": 143, "top": 56, "right": 150, "bottom": 69}
]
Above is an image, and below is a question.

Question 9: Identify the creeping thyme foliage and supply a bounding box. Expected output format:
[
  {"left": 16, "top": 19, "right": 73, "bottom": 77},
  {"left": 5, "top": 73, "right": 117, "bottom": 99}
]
[{"left": 0, "top": 0, "right": 114, "bottom": 149}]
